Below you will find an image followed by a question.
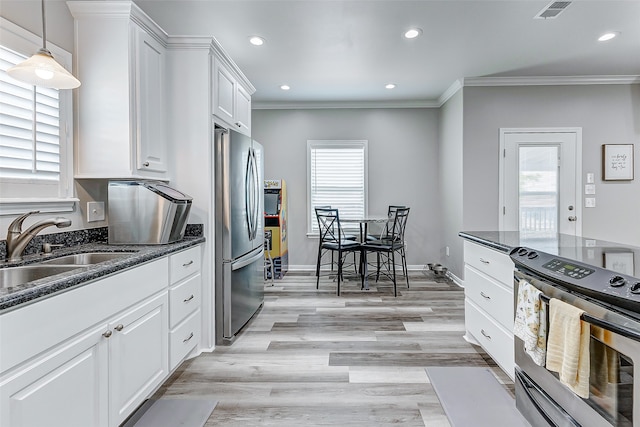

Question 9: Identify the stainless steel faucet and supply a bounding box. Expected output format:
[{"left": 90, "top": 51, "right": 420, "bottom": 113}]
[{"left": 6, "top": 211, "right": 72, "bottom": 261}]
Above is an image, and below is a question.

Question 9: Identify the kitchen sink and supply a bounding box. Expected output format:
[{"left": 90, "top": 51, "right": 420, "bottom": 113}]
[
  {"left": 40, "top": 252, "right": 134, "bottom": 266},
  {"left": 0, "top": 265, "right": 87, "bottom": 288}
]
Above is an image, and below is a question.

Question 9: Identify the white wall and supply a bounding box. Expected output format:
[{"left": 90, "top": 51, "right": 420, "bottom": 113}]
[
  {"left": 438, "top": 90, "right": 464, "bottom": 280},
  {"left": 252, "top": 108, "right": 441, "bottom": 269}
]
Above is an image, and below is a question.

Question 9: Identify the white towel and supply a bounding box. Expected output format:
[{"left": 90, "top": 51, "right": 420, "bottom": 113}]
[
  {"left": 513, "top": 280, "right": 547, "bottom": 366},
  {"left": 546, "top": 298, "right": 590, "bottom": 399}
]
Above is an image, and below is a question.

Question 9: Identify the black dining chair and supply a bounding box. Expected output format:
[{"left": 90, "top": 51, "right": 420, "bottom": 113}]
[
  {"left": 361, "top": 207, "right": 410, "bottom": 296},
  {"left": 366, "top": 205, "right": 406, "bottom": 241},
  {"left": 315, "top": 208, "right": 362, "bottom": 295}
]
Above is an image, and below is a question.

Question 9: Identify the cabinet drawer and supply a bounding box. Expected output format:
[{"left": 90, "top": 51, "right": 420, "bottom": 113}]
[
  {"left": 169, "top": 273, "right": 201, "bottom": 328},
  {"left": 169, "top": 246, "right": 201, "bottom": 284},
  {"left": 465, "top": 299, "right": 514, "bottom": 380},
  {"left": 169, "top": 309, "right": 200, "bottom": 370},
  {"left": 464, "top": 241, "right": 514, "bottom": 285},
  {"left": 465, "top": 265, "right": 514, "bottom": 330}
]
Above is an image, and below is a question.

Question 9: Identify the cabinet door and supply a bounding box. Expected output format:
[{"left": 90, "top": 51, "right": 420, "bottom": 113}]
[
  {"left": 235, "top": 84, "right": 252, "bottom": 135},
  {"left": 213, "top": 61, "right": 236, "bottom": 124},
  {"left": 136, "top": 27, "right": 167, "bottom": 174},
  {"left": 0, "top": 325, "right": 109, "bottom": 427},
  {"left": 109, "top": 292, "right": 168, "bottom": 426}
]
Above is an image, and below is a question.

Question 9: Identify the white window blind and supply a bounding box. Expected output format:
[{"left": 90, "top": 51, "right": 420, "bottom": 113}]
[
  {"left": 0, "top": 45, "right": 61, "bottom": 183},
  {"left": 307, "top": 140, "right": 368, "bottom": 234}
]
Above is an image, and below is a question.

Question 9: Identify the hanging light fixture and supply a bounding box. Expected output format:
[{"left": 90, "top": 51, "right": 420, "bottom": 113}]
[{"left": 7, "top": 0, "right": 80, "bottom": 89}]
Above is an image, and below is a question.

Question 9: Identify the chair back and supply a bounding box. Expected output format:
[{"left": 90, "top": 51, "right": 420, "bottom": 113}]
[
  {"left": 388, "top": 207, "right": 410, "bottom": 243},
  {"left": 315, "top": 207, "right": 342, "bottom": 245}
]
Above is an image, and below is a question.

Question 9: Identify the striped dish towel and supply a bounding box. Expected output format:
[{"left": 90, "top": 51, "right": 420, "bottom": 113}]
[
  {"left": 513, "top": 280, "right": 547, "bottom": 366},
  {"left": 546, "top": 298, "right": 590, "bottom": 398}
]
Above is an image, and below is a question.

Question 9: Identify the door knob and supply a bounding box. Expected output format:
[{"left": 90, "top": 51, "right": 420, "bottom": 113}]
[{"left": 568, "top": 216, "right": 577, "bottom": 221}]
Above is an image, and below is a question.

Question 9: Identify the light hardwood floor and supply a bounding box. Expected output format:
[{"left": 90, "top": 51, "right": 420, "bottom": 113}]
[{"left": 154, "top": 269, "right": 514, "bottom": 426}]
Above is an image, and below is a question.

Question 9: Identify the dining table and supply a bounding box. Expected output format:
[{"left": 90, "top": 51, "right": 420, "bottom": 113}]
[{"left": 341, "top": 216, "right": 390, "bottom": 290}]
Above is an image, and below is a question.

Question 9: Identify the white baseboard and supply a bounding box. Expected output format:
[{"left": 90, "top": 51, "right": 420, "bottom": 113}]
[{"left": 446, "top": 271, "right": 464, "bottom": 288}]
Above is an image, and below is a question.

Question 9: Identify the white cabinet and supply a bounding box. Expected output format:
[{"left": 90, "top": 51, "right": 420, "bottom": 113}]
[
  {"left": 0, "top": 257, "right": 169, "bottom": 427},
  {"left": 109, "top": 292, "right": 168, "bottom": 426},
  {"left": 168, "top": 246, "right": 202, "bottom": 370},
  {"left": 213, "top": 57, "right": 252, "bottom": 135},
  {"left": 463, "top": 240, "right": 515, "bottom": 379},
  {"left": 0, "top": 324, "right": 109, "bottom": 427},
  {"left": 68, "top": 1, "right": 168, "bottom": 179}
]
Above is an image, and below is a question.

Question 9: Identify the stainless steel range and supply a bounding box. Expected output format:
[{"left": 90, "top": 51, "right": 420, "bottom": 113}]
[{"left": 510, "top": 246, "right": 640, "bottom": 427}]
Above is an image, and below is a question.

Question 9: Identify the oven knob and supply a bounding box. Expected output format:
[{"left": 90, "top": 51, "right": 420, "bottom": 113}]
[
  {"left": 609, "top": 275, "right": 627, "bottom": 288},
  {"left": 630, "top": 282, "right": 640, "bottom": 294},
  {"left": 517, "top": 248, "right": 528, "bottom": 256},
  {"left": 527, "top": 251, "right": 538, "bottom": 259}
]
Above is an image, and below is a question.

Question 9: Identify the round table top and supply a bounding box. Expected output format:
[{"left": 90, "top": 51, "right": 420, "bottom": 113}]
[{"left": 341, "top": 216, "right": 389, "bottom": 224}]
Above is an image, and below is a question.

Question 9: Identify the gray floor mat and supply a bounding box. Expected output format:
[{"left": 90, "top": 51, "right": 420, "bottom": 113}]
[
  {"left": 122, "top": 399, "right": 217, "bottom": 427},
  {"left": 426, "top": 367, "right": 530, "bottom": 427}
]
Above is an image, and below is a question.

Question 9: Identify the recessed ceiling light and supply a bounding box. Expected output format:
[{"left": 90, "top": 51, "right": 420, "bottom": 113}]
[
  {"left": 385, "top": 83, "right": 396, "bottom": 89},
  {"left": 404, "top": 28, "right": 422, "bottom": 39},
  {"left": 280, "top": 85, "right": 290, "bottom": 91},
  {"left": 598, "top": 32, "right": 619, "bottom": 42},
  {"left": 249, "top": 36, "right": 265, "bottom": 46}
]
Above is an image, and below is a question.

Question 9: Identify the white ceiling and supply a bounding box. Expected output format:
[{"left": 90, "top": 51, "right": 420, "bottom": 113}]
[{"left": 133, "top": 0, "right": 640, "bottom": 106}]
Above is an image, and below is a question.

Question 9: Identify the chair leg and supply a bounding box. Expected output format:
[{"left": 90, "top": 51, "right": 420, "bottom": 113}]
[
  {"left": 336, "top": 250, "right": 342, "bottom": 296},
  {"left": 401, "top": 248, "right": 409, "bottom": 288},
  {"left": 375, "top": 252, "right": 381, "bottom": 282},
  {"left": 316, "top": 247, "right": 322, "bottom": 289},
  {"left": 391, "top": 250, "right": 397, "bottom": 297}
]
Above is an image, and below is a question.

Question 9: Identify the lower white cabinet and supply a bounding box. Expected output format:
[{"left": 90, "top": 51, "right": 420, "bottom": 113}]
[
  {"left": 0, "top": 324, "right": 109, "bottom": 427},
  {"left": 462, "top": 240, "right": 515, "bottom": 379},
  {"left": 109, "top": 292, "right": 168, "bottom": 426}
]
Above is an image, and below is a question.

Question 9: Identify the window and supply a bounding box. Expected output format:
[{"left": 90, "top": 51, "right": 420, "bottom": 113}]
[
  {"left": 307, "top": 140, "right": 368, "bottom": 235},
  {"left": 0, "top": 18, "right": 74, "bottom": 213}
]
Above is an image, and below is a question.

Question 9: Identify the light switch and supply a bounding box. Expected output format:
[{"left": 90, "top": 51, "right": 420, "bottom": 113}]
[
  {"left": 585, "top": 198, "right": 596, "bottom": 208},
  {"left": 87, "top": 201, "right": 105, "bottom": 222},
  {"left": 586, "top": 172, "right": 595, "bottom": 184},
  {"left": 585, "top": 184, "right": 596, "bottom": 195}
]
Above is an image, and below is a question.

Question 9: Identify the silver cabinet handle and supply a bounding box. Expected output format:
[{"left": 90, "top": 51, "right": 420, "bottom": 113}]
[
  {"left": 479, "top": 258, "right": 490, "bottom": 264},
  {"left": 114, "top": 324, "right": 124, "bottom": 331},
  {"left": 480, "top": 329, "right": 491, "bottom": 340},
  {"left": 183, "top": 332, "right": 194, "bottom": 343},
  {"left": 480, "top": 291, "right": 491, "bottom": 300},
  {"left": 182, "top": 260, "right": 194, "bottom": 267},
  {"left": 102, "top": 330, "right": 112, "bottom": 338},
  {"left": 143, "top": 161, "right": 150, "bottom": 167},
  {"left": 183, "top": 294, "right": 194, "bottom": 303}
]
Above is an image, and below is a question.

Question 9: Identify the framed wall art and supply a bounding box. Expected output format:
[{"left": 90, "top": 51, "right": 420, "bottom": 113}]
[{"left": 602, "top": 144, "right": 634, "bottom": 181}]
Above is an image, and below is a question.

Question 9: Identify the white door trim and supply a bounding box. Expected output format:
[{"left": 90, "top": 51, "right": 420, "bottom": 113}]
[{"left": 498, "top": 127, "right": 583, "bottom": 236}]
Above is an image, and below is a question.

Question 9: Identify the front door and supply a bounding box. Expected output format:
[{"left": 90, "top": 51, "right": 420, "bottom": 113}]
[{"left": 500, "top": 129, "right": 582, "bottom": 237}]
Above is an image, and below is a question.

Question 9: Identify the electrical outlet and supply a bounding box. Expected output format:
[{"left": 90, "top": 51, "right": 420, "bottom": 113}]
[
  {"left": 585, "top": 198, "right": 596, "bottom": 208},
  {"left": 445, "top": 246, "right": 450, "bottom": 257},
  {"left": 87, "top": 201, "right": 105, "bottom": 222}
]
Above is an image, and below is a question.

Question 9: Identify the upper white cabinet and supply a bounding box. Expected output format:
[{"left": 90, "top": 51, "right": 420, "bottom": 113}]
[
  {"left": 213, "top": 57, "right": 252, "bottom": 135},
  {"left": 68, "top": 1, "right": 168, "bottom": 179}
]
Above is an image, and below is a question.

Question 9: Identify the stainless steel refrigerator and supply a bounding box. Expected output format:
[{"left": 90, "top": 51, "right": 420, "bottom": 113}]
[{"left": 214, "top": 127, "right": 264, "bottom": 344}]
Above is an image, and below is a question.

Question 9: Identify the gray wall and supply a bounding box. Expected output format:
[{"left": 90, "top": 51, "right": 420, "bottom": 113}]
[
  {"left": 438, "top": 90, "right": 464, "bottom": 280},
  {"left": 252, "top": 108, "right": 441, "bottom": 269},
  {"left": 444, "top": 84, "right": 640, "bottom": 280},
  {"left": 1, "top": 1, "right": 74, "bottom": 52}
]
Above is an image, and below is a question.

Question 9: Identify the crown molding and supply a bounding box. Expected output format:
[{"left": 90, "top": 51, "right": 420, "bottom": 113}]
[
  {"left": 252, "top": 100, "right": 439, "bottom": 110},
  {"left": 437, "top": 79, "right": 464, "bottom": 106},
  {"left": 463, "top": 75, "right": 640, "bottom": 87}
]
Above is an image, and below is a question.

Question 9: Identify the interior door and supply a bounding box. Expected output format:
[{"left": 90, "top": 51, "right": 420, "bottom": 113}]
[{"left": 500, "top": 129, "right": 582, "bottom": 236}]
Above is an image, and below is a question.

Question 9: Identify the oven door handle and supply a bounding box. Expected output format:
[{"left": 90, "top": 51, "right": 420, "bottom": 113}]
[
  {"left": 516, "top": 369, "right": 581, "bottom": 427},
  {"left": 582, "top": 313, "right": 640, "bottom": 343}
]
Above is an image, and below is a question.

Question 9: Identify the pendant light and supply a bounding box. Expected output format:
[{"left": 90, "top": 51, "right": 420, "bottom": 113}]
[{"left": 7, "top": 0, "right": 80, "bottom": 89}]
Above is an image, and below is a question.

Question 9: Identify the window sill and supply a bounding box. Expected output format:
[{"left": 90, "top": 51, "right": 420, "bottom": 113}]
[{"left": 0, "top": 198, "right": 79, "bottom": 216}]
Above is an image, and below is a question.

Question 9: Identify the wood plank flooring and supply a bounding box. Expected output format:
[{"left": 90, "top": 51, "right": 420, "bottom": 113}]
[{"left": 154, "top": 269, "right": 514, "bottom": 426}]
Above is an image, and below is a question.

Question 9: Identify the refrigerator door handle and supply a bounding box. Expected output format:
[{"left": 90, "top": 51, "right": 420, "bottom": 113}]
[
  {"left": 245, "top": 148, "right": 254, "bottom": 240},
  {"left": 250, "top": 148, "right": 260, "bottom": 240},
  {"left": 231, "top": 248, "right": 265, "bottom": 271}
]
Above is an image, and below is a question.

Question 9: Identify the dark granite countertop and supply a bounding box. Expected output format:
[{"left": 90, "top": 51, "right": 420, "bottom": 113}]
[
  {"left": 459, "top": 231, "right": 640, "bottom": 280},
  {"left": 0, "top": 235, "right": 205, "bottom": 312}
]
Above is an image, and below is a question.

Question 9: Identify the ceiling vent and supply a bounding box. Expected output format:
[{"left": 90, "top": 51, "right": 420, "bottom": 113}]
[{"left": 534, "top": 1, "right": 572, "bottom": 19}]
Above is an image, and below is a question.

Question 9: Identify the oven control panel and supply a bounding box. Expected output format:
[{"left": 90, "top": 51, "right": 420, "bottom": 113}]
[{"left": 542, "top": 259, "right": 595, "bottom": 279}]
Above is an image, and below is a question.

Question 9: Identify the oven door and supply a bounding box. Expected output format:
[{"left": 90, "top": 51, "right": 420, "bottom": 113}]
[{"left": 514, "top": 270, "right": 640, "bottom": 427}]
